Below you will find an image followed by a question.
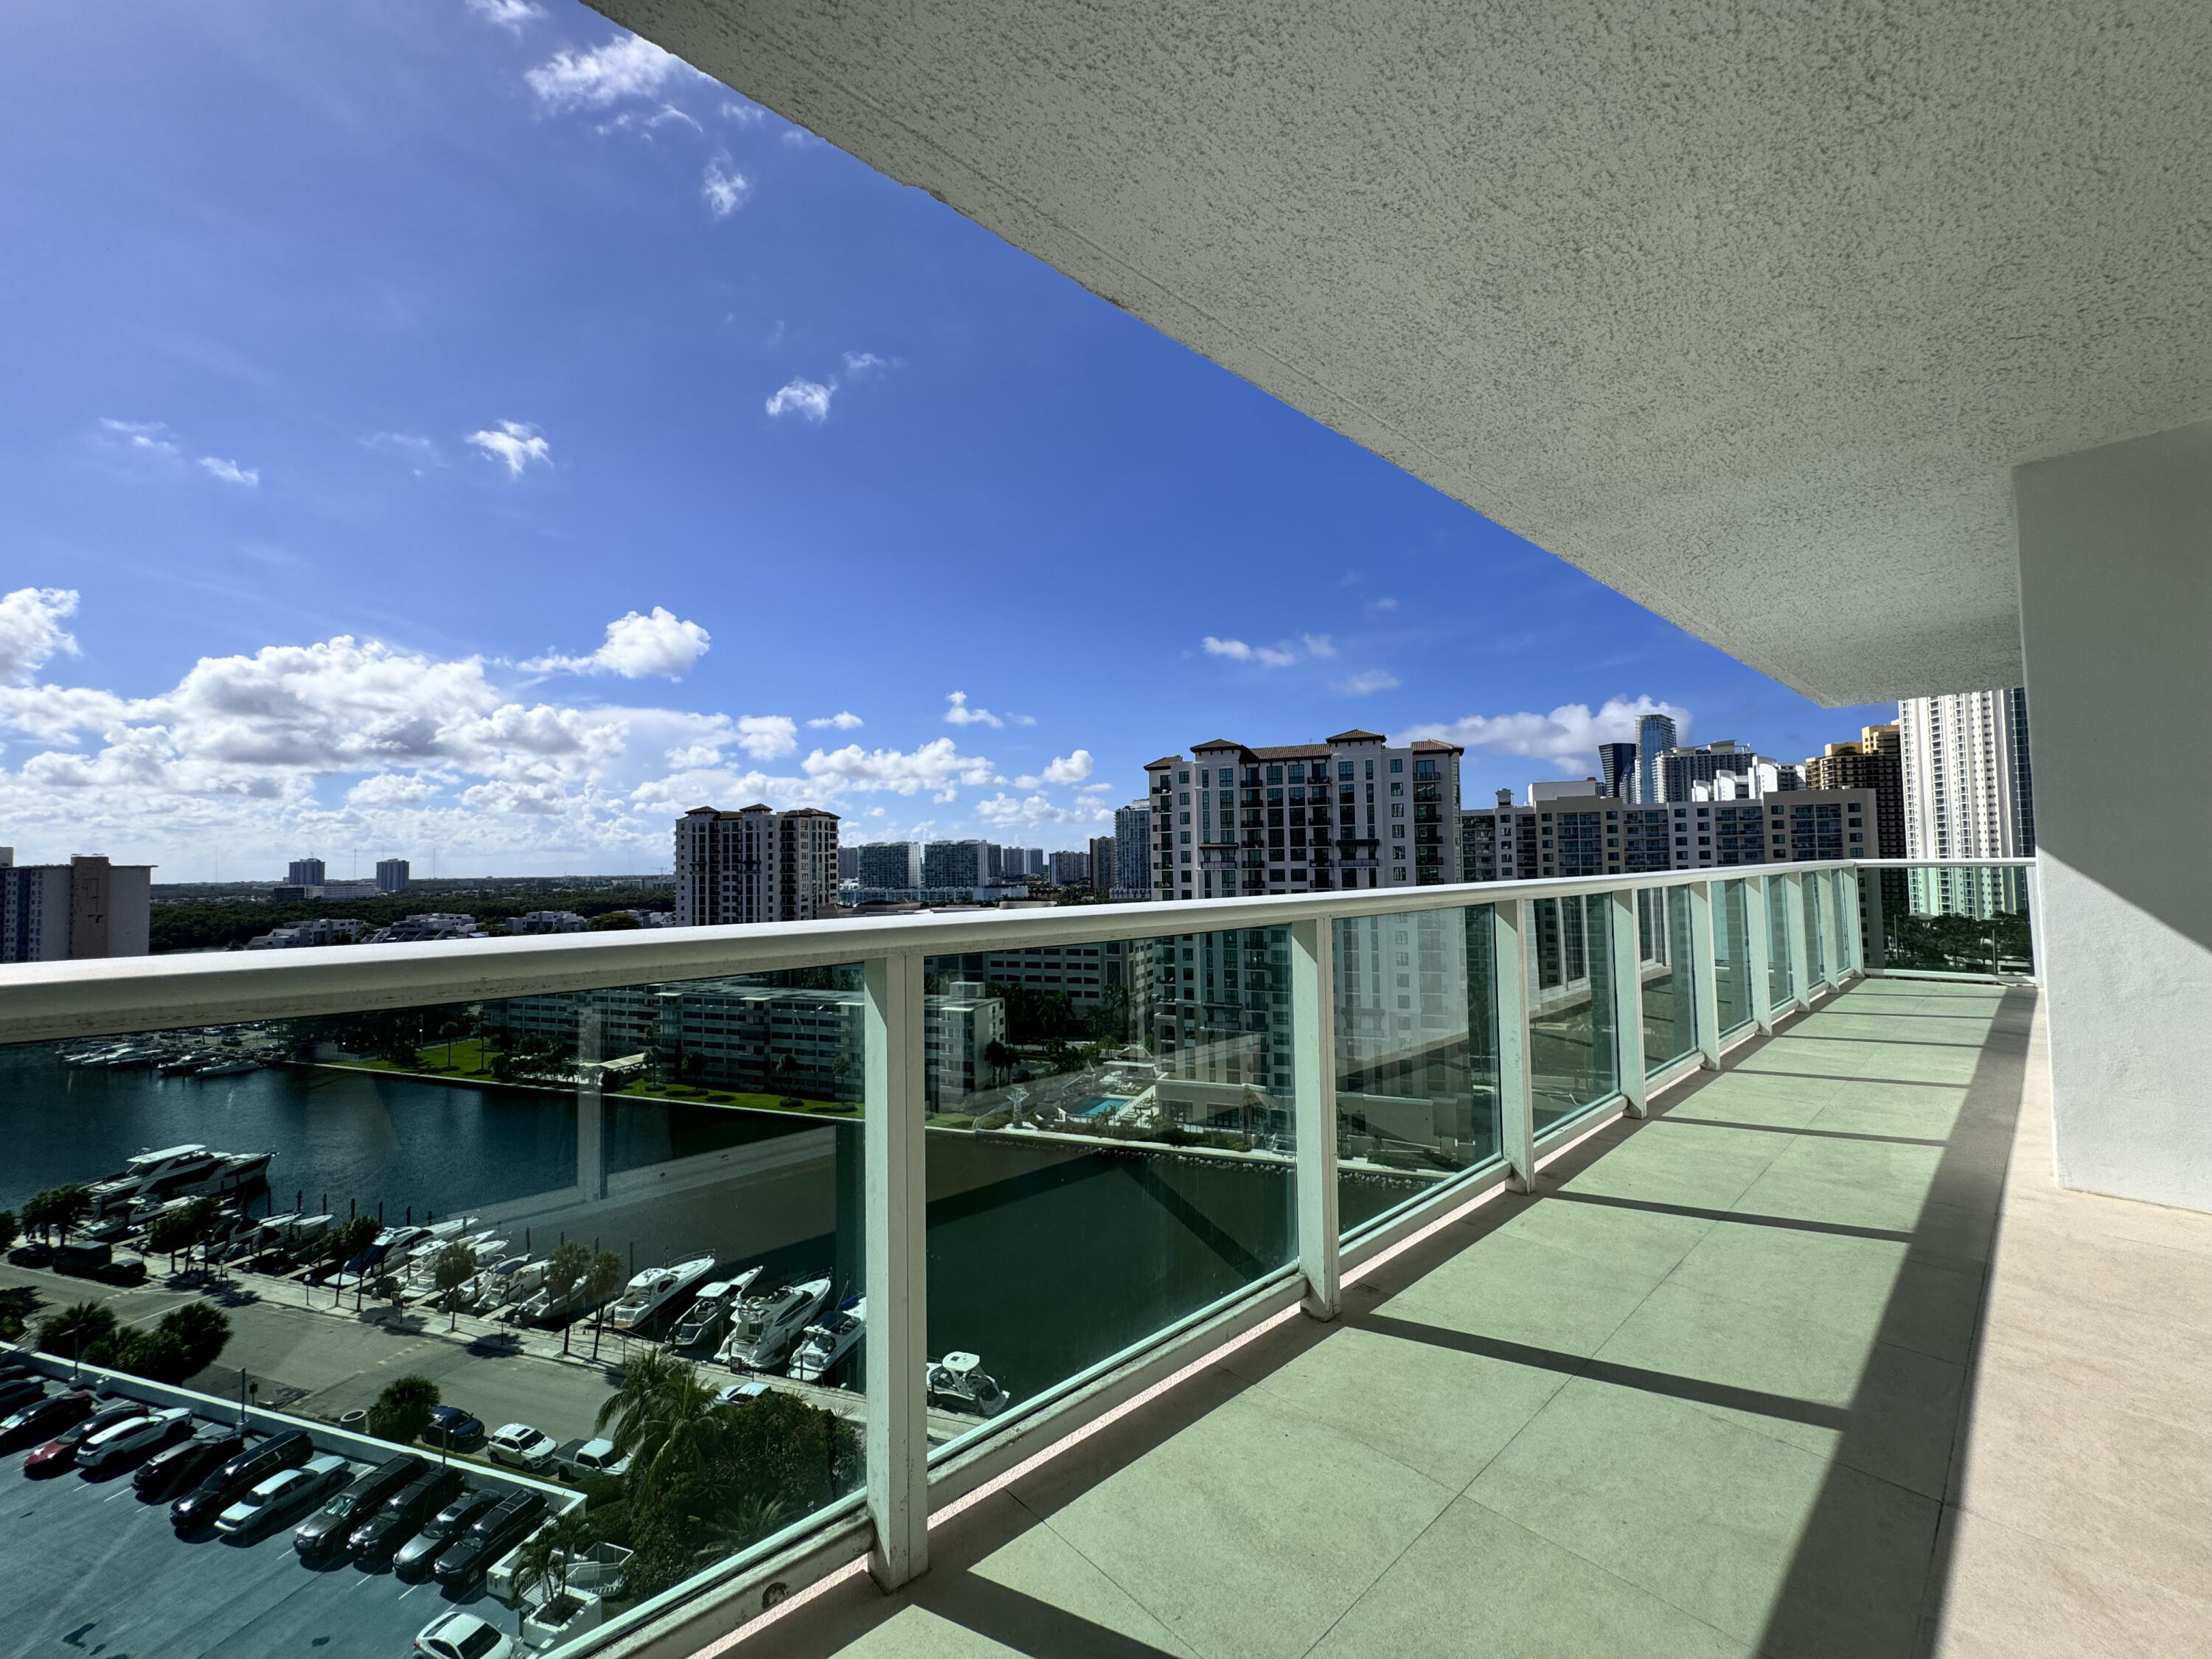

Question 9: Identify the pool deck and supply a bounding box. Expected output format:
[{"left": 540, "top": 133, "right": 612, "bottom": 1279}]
[{"left": 715, "top": 978, "right": 2212, "bottom": 1659}]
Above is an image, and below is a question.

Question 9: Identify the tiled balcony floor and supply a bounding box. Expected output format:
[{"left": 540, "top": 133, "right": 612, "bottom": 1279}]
[{"left": 726, "top": 978, "right": 2212, "bottom": 1659}]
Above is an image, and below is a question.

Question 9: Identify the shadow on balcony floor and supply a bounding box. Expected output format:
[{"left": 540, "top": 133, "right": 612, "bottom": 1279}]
[{"left": 723, "top": 978, "right": 2185, "bottom": 1659}]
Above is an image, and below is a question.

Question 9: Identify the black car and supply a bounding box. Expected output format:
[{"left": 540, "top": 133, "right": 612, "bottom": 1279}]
[
  {"left": 392, "top": 1489, "right": 498, "bottom": 1579},
  {"left": 0, "top": 1377, "right": 46, "bottom": 1416},
  {"left": 0, "top": 1390, "right": 96, "bottom": 1454},
  {"left": 7, "top": 1242, "right": 54, "bottom": 1268},
  {"left": 347, "top": 1466, "right": 465, "bottom": 1563},
  {"left": 424, "top": 1405, "right": 485, "bottom": 1451},
  {"left": 170, "top": 1428, "right": 314, "bottom": 1530},
  {"left": 136, "top": 1431, "right": 248, "bottom": 1500},
  {"left": 431, "top": 1490, "right": 548, "bottom": 1591},
  {"left": 293, "top": 1453, "right": 427, "bottom": 1560}
]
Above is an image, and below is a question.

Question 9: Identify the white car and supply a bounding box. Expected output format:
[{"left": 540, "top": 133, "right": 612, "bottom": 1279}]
[
  {"left": 713, "top": 1381, "right": 770, "bottom": 1408},
  {"left": 75, "top": 1406, "right": 192, "bottom": 1473},
  {"left": 414, "top": 1610, "right": 513, "bottom": 1659},
  {"left": 215, "top": 1454, "right": 350, "bottom": 1538},
  {"left": 484, "top": 1422, "right": 557, "bottom": 1471}
]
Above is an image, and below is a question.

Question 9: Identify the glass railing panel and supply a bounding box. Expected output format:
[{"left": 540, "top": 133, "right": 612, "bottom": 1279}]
[
  {"left": 1809, "top": 871, "right": 1829, "bottom": 981},
  {"left": 1638, "top": 886, "right": 1699, "bottom": 1075},
  {"left": 1528, "top": 894, "right": 1620, "bottom": 1132},
  {"left": 922, "top": 928, "right": 1297, "bottom": 1441},
  {"left": 1767, "top": 875, "right": 1795, "bottom": 1007},
  {"left": 1833, "top": 867, "right": 1856, "bottom": 971},
  {"left": 1, "top": 969, "right": 869, "bottom": 1640},
  {"left": 1713, "top": 879, "right": 1753, "bottom": 1037},
  {"left": 1333, "top": 905, "right": 1502, "bottom": 1237},
  {"left": 1885, "top": 865, "right": 2036, "bottom": 978}
]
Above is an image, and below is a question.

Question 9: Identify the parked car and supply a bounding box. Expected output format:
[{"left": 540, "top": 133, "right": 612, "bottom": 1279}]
[
  {"left": 349, "top": 1465, "right": 466, "bottom": 1563},
  {"left": 136, "top": 1430, "right": 248, "bottom": 1501},
  {"left": 712, "top": 1381, "right": 770, "bottom": 1408},
  {"left": 7, "top": 1241, "right": 54, "bottom": 1268},
  {"left": 215, "top": 1455, "right": 351, "bottom": 1540},
  {"left": 431, "top": 1490, "right": 549, "bottom": 1591},
  {"left": 0, "top": 1377, "right": 46, "bottom": 1416},
  {"left": 171, "top": 1429, "right": 315, "bottom": 1529},
  {"left": 51, "top": 1242, "right": 113, "bottom": 1277},
  {"left": 77, "top": 1406, "right": 193, "bottom": 1475},
  {"left": 552, "top": 1436, "right": 632, "bottom": 1482},
  {"left": 423, "top": 1405, "right": 484, "bottom": 1451},
  {"left": 413, "top": 1610, "right": 514, "bottom": 1659},
  {"left": 293, "top": 1453, "right": 427, "bottom": 1559},
  {"left": 0, "top": 1390, "right": 96, "bottom": 1454},
  {"left": 392, "top": 1489, "right": 499, "bottom": 1580},
  {"left": 25, "top": 1404, "right": 150, "bottom": 1477},
  {"left": 484, "top": 1422, "right": 557, "bottom": 1471}
]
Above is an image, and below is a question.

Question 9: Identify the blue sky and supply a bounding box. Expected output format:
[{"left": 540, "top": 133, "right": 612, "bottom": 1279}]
[{"left": 0, "top": 0, "right": 1891, "bottom": 880}]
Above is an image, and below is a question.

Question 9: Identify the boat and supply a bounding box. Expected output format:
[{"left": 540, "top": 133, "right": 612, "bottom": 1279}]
[
  {"left": 787, "top": 1296, "right": 866, "bottom": 1385},
  {"left": 669, "top": 1269, "right": 761, "bottom": 1351},
  {"left": 608, "top": 1256, "right": 717, "bottom": 1332},
  {"left": 193, "top": 1057, "right": 262, "bottom": 1078},
  {"left": 719, "top": 1277, "right": 832, "bottom": 1371},
  {"left": 926, "top": 1352, "right": 1011, "bottom": 1418},
  {"left": 84, "top": 1144, "right": 226, "bottom": 1214}
]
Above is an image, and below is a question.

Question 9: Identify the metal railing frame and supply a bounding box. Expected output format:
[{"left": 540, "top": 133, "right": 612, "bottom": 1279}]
[{"left": 0, "top": 855, "right": 2037, "bottom": 1655}]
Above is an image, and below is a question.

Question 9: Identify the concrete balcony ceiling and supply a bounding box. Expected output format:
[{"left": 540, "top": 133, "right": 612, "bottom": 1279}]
[{"left": 599, "top": 0, "right": 2212, "bottom": 703}]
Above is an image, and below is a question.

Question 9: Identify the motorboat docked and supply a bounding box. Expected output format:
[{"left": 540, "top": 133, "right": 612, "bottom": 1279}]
[
  {"left": 720, "top": 1277, "right": 832, "bottom": 1371},
  {"left": 926, "top": 1352, "right": 1011, "bottom": 1418},
  {"left": 787, "top": 1296, "right": 866, "bottom": 1385},
  {"left": 608, "top": 1256, "right": 717, "bottom": 1332},
  {"left": 193, "top": 1057, "right": 264, "bottom": 1078},
  {"left": 669, "top": 1269, "right": 762, "bottom": 1351},
  {"left": 84, "top": 1144, "right": 270, "bottom": 1216}
]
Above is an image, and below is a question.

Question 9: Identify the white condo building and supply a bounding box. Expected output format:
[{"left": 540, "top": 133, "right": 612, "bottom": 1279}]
[
  {"left": 1899, "top": 687, "right": 2037, "bottom": 917},
  {"left": 675, "top": 804, "right": 841, "bottom": 926}
]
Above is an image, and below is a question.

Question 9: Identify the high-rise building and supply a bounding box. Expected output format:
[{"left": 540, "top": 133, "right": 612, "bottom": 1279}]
[
  {"left": 1112, "top": 802, "right": 1155, "bottom": 900},
  {"left": 287, "top": 858, "right": 326, "bottom": 888},
  {"left": 1145, "top": 730, "right": 1463, "bottom": 900},
  {"left": 1006, "top": 846, "right": 1046, "bottom": 880},
  {"left": 1088, "top": 835, "right": 1116, "bottom": 891},
  {"left": 1597, "top": 742, "right": 1638, "bottom": 799},
  {"left": 1461, "top": 785, "right": 1875, "bottom": 880},
  {"left": 1806, "top": 723, "right": 1905, "bottom": 858},
  {"left": 1047, "top": 849, "right": 1090, "bottom": 885},
  {"left": 855, "top": 841, "right": 925, "bottom": 889},
  {"left": 1899, "top": 688, "right": 2036, "bottom": 917},
  {"left": 1634, "top": 713, "right": 1677, "bottom": 804},
  {"left": 0, "top": 852, "right": 154, "bottom": 961},
  {"left": 374, "top": 858, "right": 410, "bottom": 894},
  {"left": 674, "top": 804, "right": 840, "bottom": 925},
  {"left": 922, "top": 840, "right": 991, "bottom": 889}
]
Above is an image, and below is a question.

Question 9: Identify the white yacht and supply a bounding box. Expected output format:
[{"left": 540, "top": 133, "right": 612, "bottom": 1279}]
[
  {"left": 720, "top": 1277, "right": 832, "bottom": 1371},
  {"left": 788, "top": 1296, "right": 866, "bottom": 1385},
  {"left": 608, "top": 1256, "right": 717, "bottom": 1332},
  {"left": 926, "top": 1352, "right": 1012, "bottom": 1418},
  {"left": 85, "top": 1144, "right": 226, "bottom": 1214},
  {"left": 669, "top": 1269, "right": 761, "bottom": 1351}
]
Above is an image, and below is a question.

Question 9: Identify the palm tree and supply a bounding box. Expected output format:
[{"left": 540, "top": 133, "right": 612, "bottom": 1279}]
[
  {"left": 594, "top": 1347, "right": 715, "bottom": 1496},
  {"left": 585, "top": 1250, "right": 625, "bottom": 1361},
  {"left": 433, "top": 1242, "right": 479, "bottom": 1331},
  {"left": 542, "top": 1239, "right": 590, "bottom": 1355},
  {"left": 511, "top": 1508, "right": 594, "bottom": 1635}
]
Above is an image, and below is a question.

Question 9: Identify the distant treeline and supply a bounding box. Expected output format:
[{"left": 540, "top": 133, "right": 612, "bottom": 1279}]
[{"left": 149, "top": 891, "right": 672, "bottom": 955}]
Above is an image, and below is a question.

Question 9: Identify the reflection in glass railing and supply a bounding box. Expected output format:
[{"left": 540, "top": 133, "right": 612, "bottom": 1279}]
[
  {"left": 1334, "top": 905, "right": 1502, "bottom": 1234},
  {"left": 1883, "top": 865, "right": 2035, "bottom": 977},
  {"left": 1639, "top": 886, "right": 1699, "bottom": 1075},
  {"left": 1528, "top": 895, "right": 1619, "bottom": 1132},
  {"left": 1767, "top": 876, "right": 1796, "bottom": 1009},
  {"left": 1714, "top": 880, "right": 1753, "bottom": 1037}
]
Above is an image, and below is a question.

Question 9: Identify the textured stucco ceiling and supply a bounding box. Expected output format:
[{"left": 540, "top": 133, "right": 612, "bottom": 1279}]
[{"left": 597, "top": 1, "right": 2212, "bottom": 705}]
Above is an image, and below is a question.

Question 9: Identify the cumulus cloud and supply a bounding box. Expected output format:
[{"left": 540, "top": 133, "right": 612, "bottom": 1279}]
[
  {"left": 801, "top": 737, "right": 998, "bottom": 799},
  {"left": 974, "top": 792, "right": 1113, "bottom": 828},
  {"left": 733, "top": 714, "right": 797, "bottom": 760},
  {"left": 465, "top": 420, "right": 551, "bottom": 477},
  {"left": 465, "top": 0, "right": 543, "bottom": 28},
  {"left": 1203, "top": 633, "right": 1334, "bottom": 669},
  {"left": 765, "top": 378, "right": 833, "bottom": 422},
  {"left": 942, "top": 691, "right": 1002, "bottom": 728},
  {"left": 720, "top": 99, "right": 765, "bottom": 125},
  {"left": 0, "top": 588, "right": 80, "bottom": 687},
  {"left": 808, "top": 712, "right": 863, "bottom": 729},
  {"left": 523, "top": 607, "right": 710, "bottom": 680},
  {"left": 703, "top": 156, "right": 750, "bottom": 217},
  {"left": 1399, "top": 695, "right": 1692, "bottom": 763},
  {"left": 525, "top": 32, "right": 691, "bottom": 109},
  {"left": 1042, "top": 750, "right": 1093, "bottom": 784},
  {"left": 363, "top": 432, "right": 443, "bottom": 472},
  {"left": 197, "top": 456, "right": 259, "bottom": 487},
  {"left": 1333, "top": 669, "right": 1401, "bottom": 697}
]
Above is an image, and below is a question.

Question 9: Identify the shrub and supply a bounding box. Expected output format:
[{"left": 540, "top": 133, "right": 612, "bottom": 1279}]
[{"left": 366, "top": 1374, "right": 439, "bottom": 1445}]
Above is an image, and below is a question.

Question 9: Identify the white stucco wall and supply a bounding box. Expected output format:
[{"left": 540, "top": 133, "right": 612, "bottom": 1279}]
[{"left": 2015, "top": 423, "right": 2212, "bottom": 1211}]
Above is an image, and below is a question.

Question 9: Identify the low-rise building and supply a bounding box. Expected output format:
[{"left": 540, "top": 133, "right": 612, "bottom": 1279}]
[
  {"left": 246, "top": 917, "right": 369, "bottom": 949},
  {"left": 368, "top": 913, "right": 487, "bottom": 943},
  {"left": 509, "top": 911, "right": 588, "bottom": 934}
]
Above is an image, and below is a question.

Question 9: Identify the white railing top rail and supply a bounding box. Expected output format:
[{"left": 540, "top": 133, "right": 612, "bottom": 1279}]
[{"left": 0, "top": 858, "right": 2022, "bottom": 1045}]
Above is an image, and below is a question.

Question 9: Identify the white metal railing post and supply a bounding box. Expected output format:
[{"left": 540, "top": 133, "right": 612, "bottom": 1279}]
[
  {"left": 1689, "top": 880, "right": 1722, "bottom": 1068},
  {"left": 1840, "top": 867, "right": 1865, "bottom": 977},
  {"left": 1290, "top": 916, "right": 1340, "bottom": 1320},
  {"left": 1494, "top": 901, "right": 1536, "bottom": 1190},
  {"left": 1746, "top": 875, "right": 1775, "bottom": 1034},
  {"left": 1786, "top": 872, "right": 1814, "bottom": 1010},
  {"left": 863, "top": 951, "right": 928, "bottom": 1589},
  {"left": 1610, "top": 889, "right": 1647, "bottom": 1116}
]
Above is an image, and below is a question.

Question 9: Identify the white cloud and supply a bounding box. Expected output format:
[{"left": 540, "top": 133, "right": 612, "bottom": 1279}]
[
  {"left": 801, "top": 737, "right": 998, "bottom": 798},
  {"left": 1042, "top": 750, "right": 1093, "bottom": 785},
  {"left": 974, "top": 792, "right": 1112, "bottom": 828},
  {"left": 1333, "top": 669, "right": 1401, "bottom": 696},
  {"left": 702, "top": 156, "right": 750, "bottom": 217},
  {"left": 841, "top": 351, "right": 891, "bottom": 377},
  {"left": 808, "top": 711, "right": 863, "bottom": 729},
  {"left": 465, "top": 420, "right": 552, "bottom": 477},
  {"left": 523, "top": 607, "right": 710, "bottom": 679},
  {"left": 942, "top": 691, "right": 1002, "bottom": 728},
  {"left": 465, "top": 0, "right": 543, "bottom": 29},
  {"left": 1202, "top": 633, "right": 1334, "bottom": 669},
  {"left": 720, "top": 99, "right": 765, "bottom": 125},
  {"left": 648, "top": 102, "right": 701, "bottom": 133},
  {"left": 197, "top": 456, "right": 259, "bottom": 487},
  {"left": 99, "top": 417, "right": 178, "bottom": 459},
  {"left": 0, "top": 588, "right": 80, "bottom": 687},
  {"left": 733, "top": 714, "right": 797, "bottom": 760},
  {"left": 363, "top": 432, "right": 443, "bottom": 472},
  {"left": 1399, "top": 695, "right": 1692, "bottom": 764},
  {"left": 765, "top": 378, "right": 833, "bottom": 422},
  {"left": 1366, "top": 596, "right": 1399, "bottom": 616},
  {"left": 525, "top": 32, "right": 691, "bottom": 110}
]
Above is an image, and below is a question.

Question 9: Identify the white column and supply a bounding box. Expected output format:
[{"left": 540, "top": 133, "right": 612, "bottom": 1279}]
[
  {"left": 1611, "top": 888, "right": 1647, "bottom": 1116},
  {"left": 1746, "top": 876, "right": 1775, "bottom": 1034},
  {"left": 1290, "top": 916, "right": 1340, "bottom": 1320},
  {"left": 863, "top": 952, "right": 928, "bottom": 1588},
  {"left": 1689, "top": 880, "right": 1722, "bottom": 1067},
  {"left": 1787, "top": 873, "right": 1814, "bottom": 1012},
  {"left": 2016, "top": 422, "right": 2212, "bottom": 1214},
  {"left": 1493, "top": 902, "right": 1535, "bottom": 1189}
]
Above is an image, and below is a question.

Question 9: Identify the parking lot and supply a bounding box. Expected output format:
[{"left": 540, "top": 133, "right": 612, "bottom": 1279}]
[{"left": 0, "top": 1412, "right": 512, "bottom": 1659}]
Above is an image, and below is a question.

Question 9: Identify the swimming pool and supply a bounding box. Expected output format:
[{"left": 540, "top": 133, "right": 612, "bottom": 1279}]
[{"left": 1071, "top": 1096, "right": 1124, "bottom": 1119}]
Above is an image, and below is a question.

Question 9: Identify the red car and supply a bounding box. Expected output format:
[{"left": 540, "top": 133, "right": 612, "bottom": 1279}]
[
  {"left": 0, "top": 1391, "right": 97, "bottom": 1455},
  {"left": 24, "top": 1402, "right": 149, "bottom": 1478}
]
